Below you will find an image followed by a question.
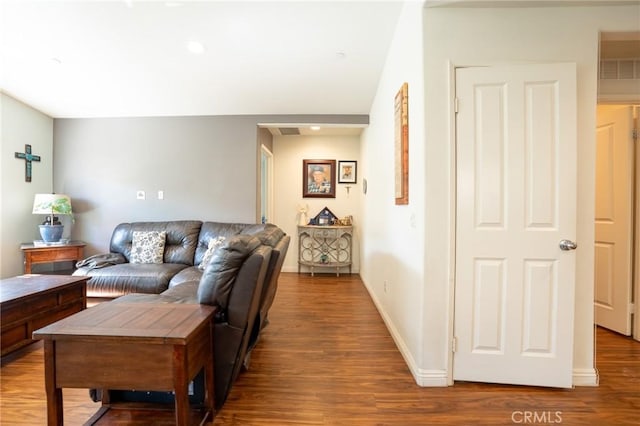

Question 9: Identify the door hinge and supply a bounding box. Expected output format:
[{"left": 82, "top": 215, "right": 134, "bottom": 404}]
[
  {"left": 633, "top": 129, "right": 638, "bottom": 141},
  {"left": 452, "top": 337, "right": 458, "bottom": 353},
  {"left": 454, "top": 98, "right": 459, "bottom": 113},
  {"left": 630, "top": 303, "right": 636, "bottom": 314}
]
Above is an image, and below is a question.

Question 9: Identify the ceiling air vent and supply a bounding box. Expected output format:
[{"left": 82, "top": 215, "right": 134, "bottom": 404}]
[
  {"left": 600, "top": 59, "right": 640, "bottom": 80},
  {"left": 279, "top": 127, "right": 300, "bottom": 136}
]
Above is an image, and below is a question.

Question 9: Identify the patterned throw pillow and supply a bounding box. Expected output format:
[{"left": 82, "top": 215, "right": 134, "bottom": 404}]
[
  {"left": 130, "top": 231, "right": 166, "bottom": 264},
  {"left": 198, "top": 236, "right": 226, "bottom": 270}
]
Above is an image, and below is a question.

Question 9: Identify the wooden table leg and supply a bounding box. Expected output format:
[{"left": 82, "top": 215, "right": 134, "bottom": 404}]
[
  {"left": 173, "top": 345, "right": 189, "bottom": 426},
  {"left": 43, "top": 340, "right": 63, "bottom": 426},
  {"left": 204, "top": 321, "right": 215, "bottom": 417},
  {"left": 24, "top": 253, "right": 32, "bottom": 274}
]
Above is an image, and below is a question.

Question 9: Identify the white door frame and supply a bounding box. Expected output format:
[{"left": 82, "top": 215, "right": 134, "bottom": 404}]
[
  {"left": 636, "top": 105, "right": 640, "bottom": 342},
  {"left": 260, "top": 144, "right": 274, "bottom": 224}
]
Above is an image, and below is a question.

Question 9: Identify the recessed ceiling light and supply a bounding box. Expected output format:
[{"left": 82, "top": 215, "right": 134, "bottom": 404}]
[
  {"left": 186, "top": 40, "right": 205, "bottom": 54},
  {"left": 310, "top": 126, "right": 321, "bottom": 131},
  {"left": 50, "top": 57, "right": 62, "bottom": 65}
]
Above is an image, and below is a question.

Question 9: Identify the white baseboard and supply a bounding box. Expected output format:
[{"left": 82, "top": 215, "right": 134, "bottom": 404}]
[
  {"left": 363, "top": 279, "right": 448, "bottom": 388},
  {"left": 281, "top": 265, "right": 360, "bottom": 273},
  {"left": 572, "top": 368, "right": 599, "bottom": 386},
  {"left": 414, "top": 369, "right": 449, "bottom": 387}
]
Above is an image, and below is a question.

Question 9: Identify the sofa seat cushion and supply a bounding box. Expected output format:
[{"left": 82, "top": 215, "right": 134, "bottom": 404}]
[
  {"left": 161, "top": 281, "right": 198, "bottom": 301},
  {"left": 169, "top": 266, "right": 203, "bottom": 287},
  {"left": 78, "top": 263, "right": 189, "bottom": 298}
]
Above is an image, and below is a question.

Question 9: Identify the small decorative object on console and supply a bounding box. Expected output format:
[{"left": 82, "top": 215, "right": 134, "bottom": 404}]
[
  {"left": 311, "top": 206, "right": 338, "bottom": 226},
  {"left": 297, "top": 203, "right": 309, "bottom": 226}
]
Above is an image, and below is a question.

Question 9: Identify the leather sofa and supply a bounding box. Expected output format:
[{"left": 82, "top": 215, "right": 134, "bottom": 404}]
[{"left": 73, "top": 220, "right": 290, "bottom": 408}]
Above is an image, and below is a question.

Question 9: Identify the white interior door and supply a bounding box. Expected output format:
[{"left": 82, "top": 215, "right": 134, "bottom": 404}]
[
  {"left": 454, "top": 63, "right": 577, "bottom": 388},
  {"left": 595, "top": 105, "right": 634, "bottom": 336}
]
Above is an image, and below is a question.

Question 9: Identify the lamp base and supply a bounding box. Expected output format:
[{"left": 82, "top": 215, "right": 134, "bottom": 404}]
[{"left": 39, "top": 225, "right": 64, "bottom": 243}]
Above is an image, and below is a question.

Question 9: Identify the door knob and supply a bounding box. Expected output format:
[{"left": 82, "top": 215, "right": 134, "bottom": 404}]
[{"left": 559, "top": 239, "right": 577, "bottom": 251}]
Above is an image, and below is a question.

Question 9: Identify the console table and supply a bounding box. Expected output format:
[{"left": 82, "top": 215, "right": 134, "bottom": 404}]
[
  {"left": 21, "top": 241, "right": 86, "bottom": 274},
  {"left": 298, "top": 225, "right": 353, "bottom": 276}
]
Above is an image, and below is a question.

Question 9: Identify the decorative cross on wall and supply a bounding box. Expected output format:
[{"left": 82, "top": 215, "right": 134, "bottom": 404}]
[{"left": 14, "top": 144, "right": 41, "bottom": 182}]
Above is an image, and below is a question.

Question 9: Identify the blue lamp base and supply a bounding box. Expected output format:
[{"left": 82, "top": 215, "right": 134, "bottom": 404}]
[{"left": 39, "top": 225, "right": 64, "bottom": 243}]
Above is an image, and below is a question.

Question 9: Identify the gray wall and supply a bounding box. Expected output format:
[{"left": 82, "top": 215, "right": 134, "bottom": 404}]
[
  {"left": 1, "top": 93, "right": 54, "bottom": 278},
  {"left": 54, "top": 114, "right": 366, "bottom": 255}
]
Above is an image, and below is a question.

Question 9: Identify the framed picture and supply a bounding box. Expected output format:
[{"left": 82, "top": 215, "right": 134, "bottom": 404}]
[
  {"left": 338, "top": 160, "right": 357, "bottom": 184},
  {"left": 303, "top": 159, "right": 336, "bottom": 198},
  {"left": 395, "top": 82, "right": 409, "bottom": 205}
]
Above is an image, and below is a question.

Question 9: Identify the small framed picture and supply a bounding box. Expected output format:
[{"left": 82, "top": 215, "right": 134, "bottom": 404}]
[
  {"left": 303, "top": 159, "right": 336, "bottom": 198},
  {"left": 338, "top": 160, "right": 357, "bottom": 184}
]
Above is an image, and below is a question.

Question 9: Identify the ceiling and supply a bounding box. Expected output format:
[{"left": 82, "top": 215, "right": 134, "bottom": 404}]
[
  {"left": 3, "top": 1, "right": 636, "bottom": 121},
  {"left": 0, "top": 1, "right": 404, "bottom": 119}
]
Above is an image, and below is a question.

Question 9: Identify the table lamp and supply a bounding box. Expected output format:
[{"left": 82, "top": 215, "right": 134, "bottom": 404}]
[{"left": 32, "top": 193, "right": 73, "bottom": 243}]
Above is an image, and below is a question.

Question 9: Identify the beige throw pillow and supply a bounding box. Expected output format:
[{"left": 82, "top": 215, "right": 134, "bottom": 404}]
[
  {"left": 198, "top": 236, "right": 226, "bottom": 270},
  {"left": 130, "top": 231, "right": 166, "bottom": 264}
]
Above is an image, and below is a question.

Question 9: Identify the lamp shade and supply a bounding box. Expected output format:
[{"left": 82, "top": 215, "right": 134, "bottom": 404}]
[{"left": 32, "top": 194, "right": 73, "bottom": 215}]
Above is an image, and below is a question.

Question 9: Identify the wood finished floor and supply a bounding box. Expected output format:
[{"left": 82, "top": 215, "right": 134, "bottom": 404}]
[{"left": 1, "top": 272, "right": 638, "bottom": 425}]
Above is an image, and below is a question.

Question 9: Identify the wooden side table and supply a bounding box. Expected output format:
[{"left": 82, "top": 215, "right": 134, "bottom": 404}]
[
  {"left": 20, "top": 241, "right": 86, "bottom": 274},
  {"left": 33, "top": 299, "right": 216, "bottom": 426}
]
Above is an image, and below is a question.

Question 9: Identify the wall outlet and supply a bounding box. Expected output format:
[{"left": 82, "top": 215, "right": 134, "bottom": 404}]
[
  {"left": 384, "top": 280, "right": 388, "bottom": 293},
  {"left": 136, "top": 190, "right": 145, "bottom": 200},
  {"left": 158, "top": 190, "right": 164, "bottom": 200}
]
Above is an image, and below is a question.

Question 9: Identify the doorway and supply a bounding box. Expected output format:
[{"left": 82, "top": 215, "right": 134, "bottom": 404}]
[
  {"left": 594, "top": 105, "right": 637, "bottom": 337},
  {"left": 260, "top": 145, "right": 274, "bottom": 224},
  {"left": 595, "top": 31, "right": 640, "bottom": 341}
]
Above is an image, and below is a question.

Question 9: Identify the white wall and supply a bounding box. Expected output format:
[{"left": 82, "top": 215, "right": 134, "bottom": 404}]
[
  {"left": 0, "top": 93, "right": 53, "bottom": 278},
  {"left": 361, "top": 2, "right": 639, "bottom": 388},
  {"left": 417, "top": 4, "right": 640, "bottom": 385},
  {"left": 360, "top": 1, "right": 428, "bottom": 381},
  {"left": 273, "top": 134, "right": 362, "bottom": 274}
]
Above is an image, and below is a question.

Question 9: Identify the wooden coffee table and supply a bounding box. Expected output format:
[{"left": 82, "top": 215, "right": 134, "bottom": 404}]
[
  {"left": 0, "top": 275, "right": 87, "bottom": 357},
  {"left": 33, "top": 298, "right": 216, "bottom": 426}
]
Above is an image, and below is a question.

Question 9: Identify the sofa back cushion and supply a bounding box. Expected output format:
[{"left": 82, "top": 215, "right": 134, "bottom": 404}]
[
  {"left": 240, "top": 223, "right": 285, "bottom": 247},
  {"left": 197, "top": 234, "right": 262, "bottom": 310},
  {"left": 110, "top": 221, "right": 202, "bottom": 265},
  {"left": 195, "top": 222, "right": 251, "bottom": 266}
]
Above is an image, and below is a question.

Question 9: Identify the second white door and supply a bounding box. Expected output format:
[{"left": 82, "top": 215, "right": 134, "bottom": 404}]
[{"left": 595, "top": 105, "right": 634, "bottom": 335}]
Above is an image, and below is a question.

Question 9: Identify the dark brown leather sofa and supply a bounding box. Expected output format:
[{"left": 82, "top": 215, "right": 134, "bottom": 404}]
[{"left": 73, "top": 220, "right": 290, "bottom": 408}]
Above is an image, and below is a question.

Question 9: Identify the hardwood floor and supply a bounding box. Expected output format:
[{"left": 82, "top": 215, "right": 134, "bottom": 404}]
[{"left": 1, "top": 273, "right": 638, "bottom": 425}]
